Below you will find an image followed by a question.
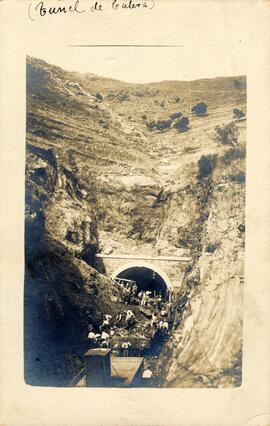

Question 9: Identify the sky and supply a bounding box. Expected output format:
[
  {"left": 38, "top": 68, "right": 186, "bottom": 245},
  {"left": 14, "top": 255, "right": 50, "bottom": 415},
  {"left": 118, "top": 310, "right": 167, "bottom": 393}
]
[
  {"left": 28, "top": 44, "right": 247, "bottom": 84},
  {"left": 25, "top": 0, "right": 250, "bottom": 83}
]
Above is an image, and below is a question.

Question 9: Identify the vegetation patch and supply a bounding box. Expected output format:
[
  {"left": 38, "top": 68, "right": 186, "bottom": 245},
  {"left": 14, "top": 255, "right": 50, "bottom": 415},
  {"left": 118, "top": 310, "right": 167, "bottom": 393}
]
[
  {"left": 173, "top": 116, "right": 189, "bottom": 132},
  {"left": 197, "top": 154, "right": 217, "bottom": 180},
  {"left": 215, "top": 122, "right": 239, "bottom": 147},
  {"left": 192, "top": 101, "right": 208, "bottom": 116}
]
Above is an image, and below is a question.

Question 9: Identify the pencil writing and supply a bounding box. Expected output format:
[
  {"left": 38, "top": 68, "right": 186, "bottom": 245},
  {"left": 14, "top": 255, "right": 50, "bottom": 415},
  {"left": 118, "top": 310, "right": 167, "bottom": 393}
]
[{"left": 28, "top": 0, "right": 155, "bottom": 20}]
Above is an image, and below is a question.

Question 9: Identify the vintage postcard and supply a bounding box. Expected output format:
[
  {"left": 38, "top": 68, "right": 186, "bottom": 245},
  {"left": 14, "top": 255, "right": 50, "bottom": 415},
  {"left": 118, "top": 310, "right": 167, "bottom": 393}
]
[{"left": 0, "top": 1, "right": 270, "bottom": 425}]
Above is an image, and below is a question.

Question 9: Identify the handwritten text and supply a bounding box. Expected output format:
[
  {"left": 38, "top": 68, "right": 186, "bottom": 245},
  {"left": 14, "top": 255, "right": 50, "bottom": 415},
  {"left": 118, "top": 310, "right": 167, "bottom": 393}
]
[{"left": 28, "top": 0, "right": 155, "bottom": 20}]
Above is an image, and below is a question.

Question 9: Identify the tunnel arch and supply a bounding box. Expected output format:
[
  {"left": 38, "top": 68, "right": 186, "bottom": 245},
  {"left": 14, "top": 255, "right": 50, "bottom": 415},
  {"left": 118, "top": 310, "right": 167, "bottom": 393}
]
[{"left": 112, "top": 261, "right": 172, "bottom": 297}]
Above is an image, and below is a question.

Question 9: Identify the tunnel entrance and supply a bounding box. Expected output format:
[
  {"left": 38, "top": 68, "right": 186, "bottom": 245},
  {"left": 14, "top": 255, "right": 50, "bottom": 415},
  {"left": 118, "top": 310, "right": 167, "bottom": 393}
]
[{"left": 116, "top": 266, "right": 168, "bottom": 298}]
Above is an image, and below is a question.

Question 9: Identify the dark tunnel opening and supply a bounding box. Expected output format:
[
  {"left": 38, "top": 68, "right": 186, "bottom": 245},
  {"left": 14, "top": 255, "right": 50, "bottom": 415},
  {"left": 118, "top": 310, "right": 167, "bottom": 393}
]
[{"left": 116, "top": 266, "right": 168, "bottom": 298}]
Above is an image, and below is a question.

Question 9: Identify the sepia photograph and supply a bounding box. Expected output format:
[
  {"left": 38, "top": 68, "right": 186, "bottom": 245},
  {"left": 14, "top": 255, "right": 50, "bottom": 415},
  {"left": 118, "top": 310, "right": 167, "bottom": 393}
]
[
  {"left": 25, "top": 52, "right": 246, "bottom": 388},
  {"left": 1, "top": 1, "right": 270, "bottom": 425}
]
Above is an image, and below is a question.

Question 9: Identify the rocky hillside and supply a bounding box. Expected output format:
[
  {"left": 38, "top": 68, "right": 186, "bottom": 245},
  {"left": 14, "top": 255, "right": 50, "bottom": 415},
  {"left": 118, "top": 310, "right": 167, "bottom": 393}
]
[
  {"left": 25, "top": 56, "right": 246, "bottom": 386},
  {"left": 161, "top": 145, "right": 245, "bottom": 387}
]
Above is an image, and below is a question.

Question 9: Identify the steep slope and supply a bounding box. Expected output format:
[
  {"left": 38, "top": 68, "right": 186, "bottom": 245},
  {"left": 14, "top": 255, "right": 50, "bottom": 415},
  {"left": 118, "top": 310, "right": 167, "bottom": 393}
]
[
  {"left": 162, "top": 145, "right": 245, "bottom": 387},
  {"left": 25, "top": 142, "right": 127, "bottom": 385}
]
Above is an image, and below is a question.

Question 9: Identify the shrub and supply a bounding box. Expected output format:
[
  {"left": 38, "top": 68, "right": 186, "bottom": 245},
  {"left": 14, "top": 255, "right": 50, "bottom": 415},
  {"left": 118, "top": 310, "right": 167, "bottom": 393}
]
[
  {"left": 222, "top": 147, "right": 246, "bottom": 164},
  {"left": 141, "top": 114, "right": 147, "bottom": 120},
  {"left": 233, "top": 79, "right": 246, "bottom": 90},
  {"left": 192, "top": 102, "right": 208, "bottom": 116},
  {"left": 146, "top": 119, "right": 172, "bottom": 131},
  {"left": 229, "top": 171, "right": 245, "bottom": 183},
  {"left": 174, "top": 116, "right": 189, "bottom": 132},
  {"left": 233, "top": 108, "right": 246, "bottom": 119},
  {"left": 170, "top": 112, "right": 182, "bottom": 121},
  {"left": 127, "top": 217, "right": 144, "bottom": 239},
  {"left": 206, "top": 242, "right": 220, "bottom": 253},
  {"left": 95, "top": 92, "right": 103, "bottom": 101},
  {"left": 197, "top": 154, "right": 217, "bottom": 180},
  {"left": 119, "top": 93, "right": 129, "bottom": 101},
  {"left": 215, "top": 122, "right": 239, "bottom": 147},
  {"left": 146, "top": 121, "right": 156, "bottom": 130},
  {"left": 155, "top": 119, "right": 172, "bottom": 131},
  {"left": 238, "top": 224, "right": 245, "bottom": 233},
  {"left": 177, "top": 226, "right": 200, "bottom": 249}
]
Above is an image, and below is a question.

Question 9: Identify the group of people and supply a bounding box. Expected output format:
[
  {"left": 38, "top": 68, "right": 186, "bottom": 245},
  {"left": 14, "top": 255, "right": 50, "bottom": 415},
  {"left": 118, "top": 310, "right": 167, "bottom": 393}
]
[
  {"left": 87, "top": 281, "right": 174, "bottom": 357},
  {"left": 149, "top": 305, "right": 171, "bottom": 336},
  {"left": 116, "top": 279, "right": 138, "bottom": 305},
  {"left": 138, "top": 290, "right": 154, "bottom": 307},
  {"left": 116, "top": 279, "right": 172, "bottom": 308},
  {"left": 87, "top": 309, "right": 136, "bottom": 354},
  {"left": 87, "top": 324, "right": 111, "bottom": 349}
]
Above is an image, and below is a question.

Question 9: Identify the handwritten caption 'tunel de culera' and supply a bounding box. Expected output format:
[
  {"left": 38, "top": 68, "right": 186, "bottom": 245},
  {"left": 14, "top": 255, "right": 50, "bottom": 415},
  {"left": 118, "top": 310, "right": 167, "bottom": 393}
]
[{"left": 28, "top": 0, "right": 155, "bottom": 20}]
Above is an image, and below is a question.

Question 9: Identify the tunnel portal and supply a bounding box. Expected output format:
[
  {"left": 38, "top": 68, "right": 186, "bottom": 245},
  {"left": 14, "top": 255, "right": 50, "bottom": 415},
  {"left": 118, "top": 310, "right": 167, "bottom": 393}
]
[
  {"left": 116, "top": 266, "right": 168, "bottom": 297},
  {"left": 95, "top": 253, "right": 191, "bottom": 291}
]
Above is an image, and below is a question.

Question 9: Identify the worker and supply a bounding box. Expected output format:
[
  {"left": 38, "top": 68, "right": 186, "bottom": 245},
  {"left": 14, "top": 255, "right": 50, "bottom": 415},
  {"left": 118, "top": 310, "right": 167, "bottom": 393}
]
[
  {"left": 162, "top": 320, "right": 169, "bottom": 335},
  {"left": 121, "top": 339, "right": 131, "bottom": 357},
  {"left": 105, "top": 314, "right": 112, "bottom": 323},
  {"left": 142, "top": 360, "right": 153, "bottom": 387},
  {"left": 130, "top": 283, "right": 138, "bottom": 305},
  {"left": 125, "top": 310, "right": 135, "bottom": 328},
  {"left": 131, "top": 283, "right": 137, "bottom": 297},
  {"left": 141, "top": 292, "right": 147, "bottom": 307},
  {"left": 158, "top": 319, "right": 164, "bottom": 333},
  {"left": 100, "top": 314, "right": 112, "bottom": 331},
  {"left": 166, "top": 301, "right": 173, "bottom": 316},
  {"left": 138, "top": 290, "right": 143, "bottom": 301},
  {"left": 100, "top": 330, "right": 110, "bottom": 348},
  {"left": 101, "top": 330, "right": 109, "bottom": 340},
  {"left": 142, "top": 368, "right": 153, "bottom": 380},
  {"left": 123, "top": 286, "right": 130, "bottom": 304},
  {"left": 151, "top": 313, "right": 158, "bottom": 330},
  {"left": 152, "top": 295, "right": 159, "bottom": 309},
  {"left": 115, "top": 312, "right": 123, "bottom": 326},
  {"left": 144, "top": 291, "right": 151, "bottom": 307},
  {"left": 126, "top": 286, "right": 132, "bottom": 304},
  {"left": 157, "top": 295, "right": 162, "bottom": 310},
  {"left": 88, "top": 330, "right": 98, "bottom": 348},
  {"left": 160, "top": 307, "right": 167, "bottom": 317}
]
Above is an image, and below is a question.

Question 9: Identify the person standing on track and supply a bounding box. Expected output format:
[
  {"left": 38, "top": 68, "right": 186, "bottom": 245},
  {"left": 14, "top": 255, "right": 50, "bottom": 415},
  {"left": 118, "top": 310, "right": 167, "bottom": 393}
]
[{"left": 121, "top": 339, "right": 131, "bottom": 357}]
